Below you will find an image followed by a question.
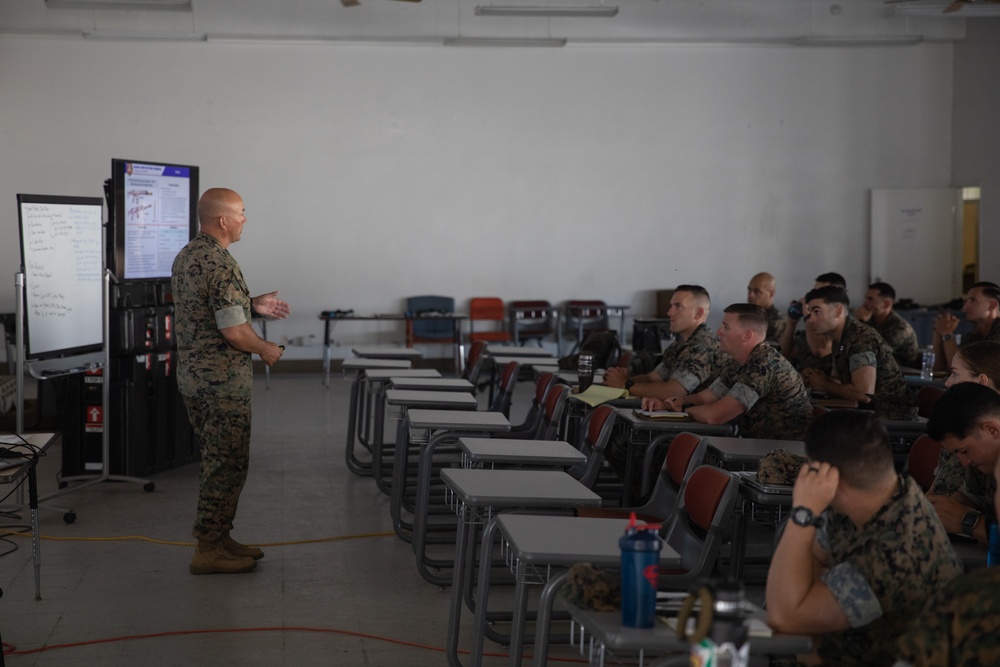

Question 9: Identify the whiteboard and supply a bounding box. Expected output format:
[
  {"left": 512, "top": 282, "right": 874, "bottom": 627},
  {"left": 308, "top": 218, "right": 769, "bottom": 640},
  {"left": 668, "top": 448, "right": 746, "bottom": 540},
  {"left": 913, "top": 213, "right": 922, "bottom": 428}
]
[
  {"left": 870, "top": 188, "right": 963, "bottom": 306},
  {"left": 17, "top": 194, "right": 104, "bottom": 359}
]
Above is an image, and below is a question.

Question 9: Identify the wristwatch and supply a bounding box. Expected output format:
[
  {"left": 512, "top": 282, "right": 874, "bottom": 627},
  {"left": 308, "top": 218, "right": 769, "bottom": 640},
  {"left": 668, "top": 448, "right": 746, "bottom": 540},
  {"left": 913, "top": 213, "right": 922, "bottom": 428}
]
[
  {"left": 624, "top": 380, "right": 635, "bottom": 391},
  {"left": 961, "top": 510, "right": 981, "bottom": 537},
  {"left": 942, "top": 333, "right": 954, "bottom": 342},
  {"left": 790, "top": 506, "right": 824, "bottom": 529}
]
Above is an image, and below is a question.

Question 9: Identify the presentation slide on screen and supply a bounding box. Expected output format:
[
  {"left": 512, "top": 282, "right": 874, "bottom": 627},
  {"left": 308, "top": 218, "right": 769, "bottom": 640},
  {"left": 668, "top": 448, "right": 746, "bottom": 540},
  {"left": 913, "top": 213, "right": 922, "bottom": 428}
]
[{"left": 123, "top": 162, "right": 192, "bottom": 280}]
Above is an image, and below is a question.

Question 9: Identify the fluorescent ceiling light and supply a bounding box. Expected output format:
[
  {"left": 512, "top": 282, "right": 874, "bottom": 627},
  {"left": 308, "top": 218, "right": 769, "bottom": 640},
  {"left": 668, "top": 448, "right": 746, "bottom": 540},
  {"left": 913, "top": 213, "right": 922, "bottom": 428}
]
[
  {"left": 83, "top": 30, "right": 206, "bottom": 41},
  {"left": 475, "top": 5, "right": 618, "bottom": 17},
  {"left": 443, "top": 37, "right": 567, "bottom": 47},
  {"left": 46, "top": 0, "right": 192, "bottom": 11},
  {"left": 795, "top": 35, "right": 923, "bottom": 46}
]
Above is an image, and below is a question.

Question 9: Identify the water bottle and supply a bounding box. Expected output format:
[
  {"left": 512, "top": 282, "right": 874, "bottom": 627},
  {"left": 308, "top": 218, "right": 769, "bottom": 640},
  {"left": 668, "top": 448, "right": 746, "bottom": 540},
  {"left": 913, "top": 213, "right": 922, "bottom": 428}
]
[
  {"left": 689, "top": 581, "right": 751, "bottom": 667},
  {"left": 920, "top": 345, "right": 935, "bottom": 381},
  {"left": 988, "top": 522, "right": 1000, "bottom": 567},
  {"left": 578, "top": 354, "right": 594, "bottom": 392},
  {"left": 619, "top": 512, "right": 662, "bottom": 628}
]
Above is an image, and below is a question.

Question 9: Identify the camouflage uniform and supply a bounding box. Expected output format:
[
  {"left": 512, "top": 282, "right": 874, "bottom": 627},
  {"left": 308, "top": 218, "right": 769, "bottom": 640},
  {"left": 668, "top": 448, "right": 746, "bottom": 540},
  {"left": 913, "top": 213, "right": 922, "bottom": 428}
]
[
  {"left": 790, "top": 330, "right": 833, "bottom": 375},
  {"left": 764, "top": 305, "right": 786, "bottom": 346},
  {"left": 865, "top": 310, "right": 920, "bottom": 369},
  {"left": 610, "top": 324, "right": 720, "bottom": 487},
  {"left": 651, "top": 323, "right": 720, "bottom": 394},
  {"left": 814, "top": 475, "right": 962, "bottom": 666},
  {"left": 708, "top": 342, "right": 812, "bottom": 440},
  {"left": 962, "top": 317, "right": 1000, "bottom": 345},
  {"left": 832, "top": 317, "right": 917, "bottom": 421},
  {"left": 895, "top": 567, "right": 1000, "bottom": 667},
  {"left": 172, "top": 232, "right": 254, "bottom": 544},
  {"left": 930, "top": 451, "right": 998, "bottom": 528}
]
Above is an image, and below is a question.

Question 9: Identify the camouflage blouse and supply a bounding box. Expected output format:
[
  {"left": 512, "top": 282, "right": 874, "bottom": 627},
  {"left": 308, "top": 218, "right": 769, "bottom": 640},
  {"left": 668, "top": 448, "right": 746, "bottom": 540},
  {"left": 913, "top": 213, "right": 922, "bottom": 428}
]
[
  {"left": 764, "top": 305, "right": 786, "bottom": 345},
  {"left": 833, "top": 317, "right": 917, "bottom": 421},
  {"left": 815, "top": 476, "right": 962, "bottom": 666},
  {"left": 708, "top": 343, "right": 812, "bottom": 440},
  {"left": 652, "top": 323, "right": 720, "bottom": 394},
  {"left": 895, "top": 566, "right": 1000, "bottom": 667},
  {"left": 171, "top": 233, "right": 253, "bottom": 398},
  {"left": 869, "top": 310, "right": 920, "bottom": 369}
]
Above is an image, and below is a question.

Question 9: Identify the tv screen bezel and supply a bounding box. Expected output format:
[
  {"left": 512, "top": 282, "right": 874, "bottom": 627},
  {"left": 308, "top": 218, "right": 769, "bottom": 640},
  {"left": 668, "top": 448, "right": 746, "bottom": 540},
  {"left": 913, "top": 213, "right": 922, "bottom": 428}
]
[{"left": 110, "top": 158, "right": 199, "bottom": 283}]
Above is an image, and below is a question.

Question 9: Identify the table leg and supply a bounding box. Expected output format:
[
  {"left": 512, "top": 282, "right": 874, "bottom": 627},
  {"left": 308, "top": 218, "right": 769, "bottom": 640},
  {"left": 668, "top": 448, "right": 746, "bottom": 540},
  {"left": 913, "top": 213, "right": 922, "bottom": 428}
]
[
  {"left": 470, "top": 518, "right": 502, "bottom": 667},
  {"left": 323, "top": 318, "right": 331, "bottom": 388},
  {"left": 391, "top": 415, "right": 414, "bottom": 540},
  {"left": 344, "top": 371, "right": 372, "bottom": 475},
  {"left": 28, "top": 462, "right": 40, "bottom": 601},
  {"left": 414, "top": 433, "right": 460, "bottom": 585},
  {"left": 446, "top": 513, "right": 476, "bottom": 667},
  {"left": 372, "top": 388, "right": 392, "bottom": 495},
  {"left": 532, "top": 570, "right": 570, "bottom": 667},
  {"left": 730, "top": 496, "right": 749, "bottom": 581}
]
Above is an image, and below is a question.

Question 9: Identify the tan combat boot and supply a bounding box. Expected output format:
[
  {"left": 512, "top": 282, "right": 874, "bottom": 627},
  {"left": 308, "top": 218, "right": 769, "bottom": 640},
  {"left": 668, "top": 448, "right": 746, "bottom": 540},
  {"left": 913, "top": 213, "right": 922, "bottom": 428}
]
[
  {"left": 190, "top": 540, "right": 257, "bottom": 575},
  {"left": 222, "top": 534, "right": 264, "bottom": 561}
]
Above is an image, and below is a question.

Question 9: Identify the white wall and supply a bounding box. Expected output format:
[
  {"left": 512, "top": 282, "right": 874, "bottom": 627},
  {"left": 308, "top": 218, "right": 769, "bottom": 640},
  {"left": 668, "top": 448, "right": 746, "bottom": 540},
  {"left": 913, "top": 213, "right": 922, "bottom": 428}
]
[
  {"left": 0, "top": 37, "right": 954, "bottom": 359},
  {"left": 953, "top": 20, "right": 1000, "bottom": 283}
]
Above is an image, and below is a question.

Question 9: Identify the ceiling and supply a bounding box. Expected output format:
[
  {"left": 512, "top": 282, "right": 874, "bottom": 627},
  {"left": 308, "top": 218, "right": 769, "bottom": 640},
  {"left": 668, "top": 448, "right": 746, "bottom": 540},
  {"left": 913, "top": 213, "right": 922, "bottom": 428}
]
[{"left": 0, "top": 0, "right": 978, "bottom": 45}]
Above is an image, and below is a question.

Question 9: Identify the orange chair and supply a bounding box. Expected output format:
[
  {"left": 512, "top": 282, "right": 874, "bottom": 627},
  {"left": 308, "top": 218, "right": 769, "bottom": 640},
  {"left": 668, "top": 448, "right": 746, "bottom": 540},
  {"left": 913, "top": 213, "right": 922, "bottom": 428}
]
[{"left": 468, "top": 297, "right": 511, "bottom": 344}]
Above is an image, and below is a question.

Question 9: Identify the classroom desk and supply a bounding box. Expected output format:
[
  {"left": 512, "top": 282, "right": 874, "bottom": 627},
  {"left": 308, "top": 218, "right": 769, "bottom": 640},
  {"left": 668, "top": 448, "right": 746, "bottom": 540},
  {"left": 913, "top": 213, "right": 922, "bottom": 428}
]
[
  {"left": 389, "top": 377, "right": 474, "bottom": 392},
  {"left": 699, "top": 435, "right": 805, "bottom": 581},
  {"left": 334, "top": 354, "right": 411, "bottom": 389},
  {"left": 373, "top": 390, "right": 479, "bottom": 494},
  {"left": 459, "top": 437, "right": 587, "bottom": 470},
  {"left": 0, "top": 432, "right": 58, "bottom": 601},
  {"left": 615, "top": 409, "right": 736, "bottom": 504},
  {"left": 487, "top": 346, "right": 555, "bottom": 358},
  {"left": 562, "top": 304, "right": 630, "bottom": 356},
  {"left": 351, "top": 345, "right": 422, "bottom": 360},
  {"left": 320, "top": 311, "right": 466, "bottom": 383},
  {"left": 700, "top": 436, "right": 806, "bottom": 472},
  {"left": 396, "top": 410, "right": 510, "bottom": 583},
  {"left": 440, "top": 469, "right": 602, "bottom": 667},
  {"left": 562, "top": 602, "right": 811, "bottom": 667},
  {"left": 476, "top": 514, "right": 681, "bottom": 667},
  {"left": 344, "top": 366, "right": 441, "bottom": 476}
]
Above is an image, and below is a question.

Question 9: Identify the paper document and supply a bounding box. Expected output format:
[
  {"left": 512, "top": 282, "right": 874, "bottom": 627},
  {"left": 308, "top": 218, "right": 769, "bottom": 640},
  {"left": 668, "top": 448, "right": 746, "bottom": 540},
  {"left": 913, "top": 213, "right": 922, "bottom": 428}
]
[{"left": 573, "top": 384, "right": 629, "bottom": 407}]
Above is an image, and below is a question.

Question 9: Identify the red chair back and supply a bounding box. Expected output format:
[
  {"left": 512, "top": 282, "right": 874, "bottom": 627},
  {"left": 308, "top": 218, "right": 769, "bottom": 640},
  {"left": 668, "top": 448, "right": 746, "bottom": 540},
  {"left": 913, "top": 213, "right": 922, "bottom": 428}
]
[{"left": 907, "top": 435, "right": 943, "bottom": 492}]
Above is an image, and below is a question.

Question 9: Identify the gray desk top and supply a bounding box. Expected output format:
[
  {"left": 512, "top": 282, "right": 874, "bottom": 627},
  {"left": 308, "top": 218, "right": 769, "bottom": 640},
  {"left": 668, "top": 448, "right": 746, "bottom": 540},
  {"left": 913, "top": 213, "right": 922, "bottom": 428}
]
[
  {"left": 342, "top": 358, "right": 411, "bottom": 370},
  {"left": 702, "top": 436, "right": 806, "bottom": 463},
  {"left": 440, "top": 469, "right": 601, "bottom": 508},
  {"left": 491, "top": 356, "right": 561, "bottom": 368},
  {"left": 352, "top": 346, "right": 423, "bottom": 360},
  {"left": 364, "top": 369, "right": 441, "bottom": 380},
  {"left": 487, "top": 346, "right": 554, "bottom": 358},
  {"left": 389, "top": 377, "right": 473, "bottom": 391},
  {"left": 617, "top": 408, "right": 736, "bottom": 435},
  {"left": 459, "top": 438, "right": 587, "bottom": 467},
  {"left": 566, "top": 606, "right": 812, "bottom": 656},
  {"left": 497, "top": 514, "right": 679, "bottom": 566},
  {"left": 407, "top": 409, "right": 510, "bottom": 431},
  {"left": 385, "top": 389, "right": 478, "bottom": 409}
]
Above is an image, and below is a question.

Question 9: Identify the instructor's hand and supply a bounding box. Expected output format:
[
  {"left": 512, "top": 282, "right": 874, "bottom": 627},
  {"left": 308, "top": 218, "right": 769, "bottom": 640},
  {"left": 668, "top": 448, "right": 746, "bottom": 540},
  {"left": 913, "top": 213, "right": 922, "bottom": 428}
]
[{"left": 260, "top": 341, "right": 284, "bottom": 366}]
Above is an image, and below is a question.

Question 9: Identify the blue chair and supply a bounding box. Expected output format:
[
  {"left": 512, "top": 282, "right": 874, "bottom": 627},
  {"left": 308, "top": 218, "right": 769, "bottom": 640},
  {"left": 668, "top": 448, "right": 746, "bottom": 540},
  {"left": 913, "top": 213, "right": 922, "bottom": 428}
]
[{"left": 405, "top": 295, "right": 456, "bottom": 347}]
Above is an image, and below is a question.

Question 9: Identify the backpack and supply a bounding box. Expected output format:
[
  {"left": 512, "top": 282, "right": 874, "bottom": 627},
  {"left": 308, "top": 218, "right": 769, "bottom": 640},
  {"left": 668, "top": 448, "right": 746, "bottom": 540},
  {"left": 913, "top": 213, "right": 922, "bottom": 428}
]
[{"left": 558, "top": 331, "right": 621, "bottom": 370}]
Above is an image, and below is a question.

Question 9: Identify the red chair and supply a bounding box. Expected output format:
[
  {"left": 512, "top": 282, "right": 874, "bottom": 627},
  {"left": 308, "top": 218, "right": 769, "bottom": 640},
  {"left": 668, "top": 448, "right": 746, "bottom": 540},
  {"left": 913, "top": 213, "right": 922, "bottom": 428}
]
[
  {"left": 564, "top": 299, "right": 610, "bottom": 353},
  {"left": 535, "top": 383, "right": 571, "bottom": 441},
  {"left": 508, "top": 372, "right": 559, "bottom": 438},
  {"left": 569, "top": 406, "right": 620, "bottom": 496},
  {"left": 916, "top": 386, "right": 945, "bottom": 419},
  {"left": 487, "top": 360, "right": 521, "bottom": 418},
  {"left": 468, "top": 297, "right": 511, "bottom": 344},
  {"left": 462, "top": 340, "right": 488, "bottom": 388},
  {"left": 507, "top": 300, "right": 555, "bottom": 347},
  {"left": 907, "top": 435, "right": 943, "bottom": 492}
]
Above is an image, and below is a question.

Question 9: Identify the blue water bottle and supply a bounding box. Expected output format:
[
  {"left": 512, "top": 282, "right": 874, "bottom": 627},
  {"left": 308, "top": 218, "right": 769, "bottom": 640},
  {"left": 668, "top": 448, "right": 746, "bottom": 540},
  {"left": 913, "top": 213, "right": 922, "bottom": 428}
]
[
  {"left": 988, "top": 522, "right": 1000, "bottom": 567},
  {"left": 619, "top": 512, "right": 663, "bottom": 628}
]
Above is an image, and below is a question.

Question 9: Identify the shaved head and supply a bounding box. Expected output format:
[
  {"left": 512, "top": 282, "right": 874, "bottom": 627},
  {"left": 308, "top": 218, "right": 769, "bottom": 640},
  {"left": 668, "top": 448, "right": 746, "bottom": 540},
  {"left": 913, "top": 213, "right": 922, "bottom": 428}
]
[
  {"left": 196, "top": 188, "right": 246, "bottom": 247},
  {"left": 747, "top": 272, "right": 777, "bottom": 308}
]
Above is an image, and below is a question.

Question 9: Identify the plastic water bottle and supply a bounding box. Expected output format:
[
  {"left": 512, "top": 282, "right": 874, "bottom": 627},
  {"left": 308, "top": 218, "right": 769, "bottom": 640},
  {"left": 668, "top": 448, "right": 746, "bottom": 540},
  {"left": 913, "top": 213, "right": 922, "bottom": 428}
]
[
  {"left": 578, "top": 354, "right": 594, "bottom": 392},
  {"left": 920, "top": 345, "right": 935, "bottom": 381},
  {"left": 619, "top": 513, "right": 662, "bottom": 628},
  {"left": 988, "top": 522, "right": 1000, "bottom": 567}
]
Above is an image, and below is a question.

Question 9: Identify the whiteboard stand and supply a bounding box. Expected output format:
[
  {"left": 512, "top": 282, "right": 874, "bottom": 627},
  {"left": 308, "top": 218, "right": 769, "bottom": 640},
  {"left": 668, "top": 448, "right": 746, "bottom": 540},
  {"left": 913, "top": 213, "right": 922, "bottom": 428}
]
[{"left": 16, "top": 271, "right": 154, "bottom": 518}]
